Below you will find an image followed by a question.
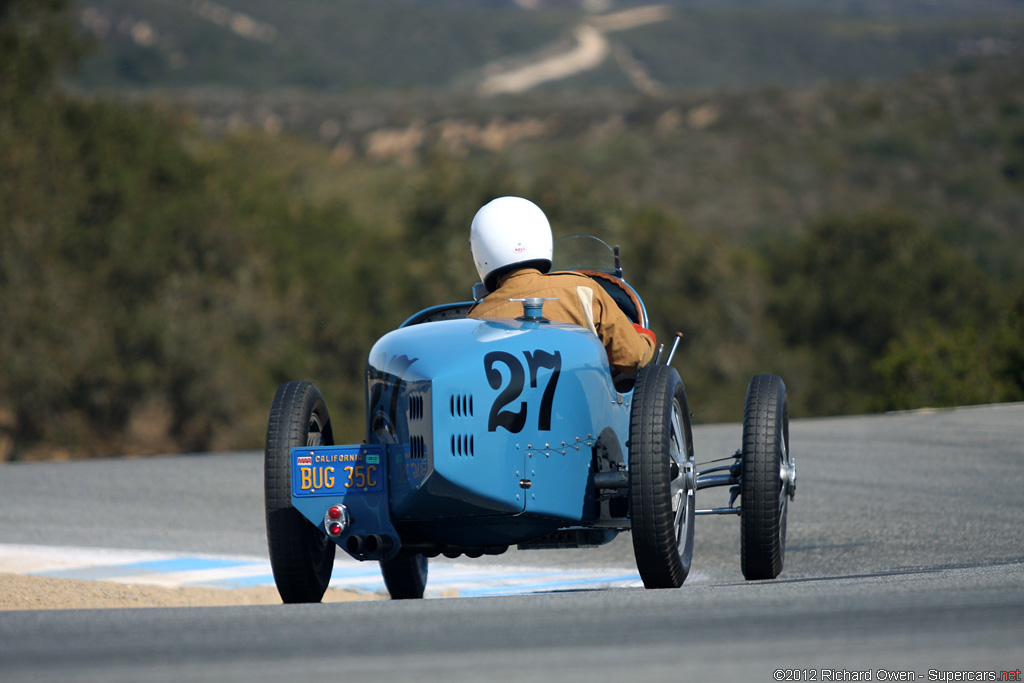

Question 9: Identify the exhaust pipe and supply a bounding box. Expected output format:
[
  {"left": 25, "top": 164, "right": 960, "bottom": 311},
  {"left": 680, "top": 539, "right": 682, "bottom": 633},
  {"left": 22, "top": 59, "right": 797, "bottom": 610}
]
[
  {"left": 364, "top": 534, "right": 395, "bottom": 556},
  {"left": 345, "top": 535, "right": 364, "bottom": 555}
]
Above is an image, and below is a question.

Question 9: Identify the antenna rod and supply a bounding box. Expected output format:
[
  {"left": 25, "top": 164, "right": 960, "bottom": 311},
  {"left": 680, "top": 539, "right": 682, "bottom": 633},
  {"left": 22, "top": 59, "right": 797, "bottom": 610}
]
[{"left": 665, "top": 332, "right": 684, "bottom": 366}]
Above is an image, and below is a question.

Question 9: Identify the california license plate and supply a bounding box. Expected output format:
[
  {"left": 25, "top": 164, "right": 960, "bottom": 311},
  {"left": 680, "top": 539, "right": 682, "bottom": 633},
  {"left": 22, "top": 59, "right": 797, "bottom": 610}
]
[{"left": 291, "top": 445, "right": 385, "bottom": 497}]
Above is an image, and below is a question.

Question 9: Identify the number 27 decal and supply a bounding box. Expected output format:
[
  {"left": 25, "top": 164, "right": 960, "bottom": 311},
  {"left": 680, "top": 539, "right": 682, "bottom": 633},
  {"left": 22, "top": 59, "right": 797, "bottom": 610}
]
[{"left": 484, "top": 350, "right": 561, "bottom": 433}]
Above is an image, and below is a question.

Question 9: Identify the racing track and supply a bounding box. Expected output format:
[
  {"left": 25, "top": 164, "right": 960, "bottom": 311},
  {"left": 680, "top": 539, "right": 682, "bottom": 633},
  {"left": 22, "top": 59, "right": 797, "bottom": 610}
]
[{"left": 1, "top": 403, "right": 1022, "bottom": 681}]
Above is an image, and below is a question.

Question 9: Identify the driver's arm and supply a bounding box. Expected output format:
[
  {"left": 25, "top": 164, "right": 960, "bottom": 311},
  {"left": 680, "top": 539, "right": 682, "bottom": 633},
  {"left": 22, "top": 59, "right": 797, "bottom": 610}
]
[{"left": 592, "top": 287, "right": 657, "bottom": 374}]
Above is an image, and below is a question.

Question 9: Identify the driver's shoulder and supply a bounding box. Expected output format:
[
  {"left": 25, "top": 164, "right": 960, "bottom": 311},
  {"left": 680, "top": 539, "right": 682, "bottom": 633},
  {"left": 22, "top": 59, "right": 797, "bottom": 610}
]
[
  {"left": 545, "top": 270, "right": 597, "bottom": 283},
  {"left": 544, "top": 270, "right": 614, "bottom": 300}
]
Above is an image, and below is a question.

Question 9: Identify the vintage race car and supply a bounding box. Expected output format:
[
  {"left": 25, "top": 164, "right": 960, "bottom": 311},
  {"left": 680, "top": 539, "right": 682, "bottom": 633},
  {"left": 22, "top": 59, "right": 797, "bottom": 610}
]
[{"left": 264, "top": 235, "right": 796, "bottom": 601}]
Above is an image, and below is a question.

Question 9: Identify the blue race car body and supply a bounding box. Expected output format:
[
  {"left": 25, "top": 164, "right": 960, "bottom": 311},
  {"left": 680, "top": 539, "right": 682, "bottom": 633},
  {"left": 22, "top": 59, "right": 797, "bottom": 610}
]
[
  {"left": 291, "top": 304, "right": 633, "bottom": 559},
  {"left": 265, "top": 235, "right": 795, "bottom": 600}
]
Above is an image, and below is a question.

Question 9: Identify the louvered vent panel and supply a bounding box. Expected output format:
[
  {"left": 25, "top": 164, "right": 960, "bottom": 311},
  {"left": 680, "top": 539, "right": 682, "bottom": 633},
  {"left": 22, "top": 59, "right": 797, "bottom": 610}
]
[
  {"left": 449, "top": 394, "right": 474, "bottom": 418},
  {"left": 408, "top": 394, "right": 424, "bottom": 420},
  {"left": 450, "top": 434, "right": 475, "bottom": 457}
]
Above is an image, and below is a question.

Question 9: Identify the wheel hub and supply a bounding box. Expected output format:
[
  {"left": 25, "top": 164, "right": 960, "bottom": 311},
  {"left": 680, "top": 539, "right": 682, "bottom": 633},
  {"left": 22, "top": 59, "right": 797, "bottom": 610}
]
[{"left": 779, "top": 448, "right": 797, "bottom": 501}]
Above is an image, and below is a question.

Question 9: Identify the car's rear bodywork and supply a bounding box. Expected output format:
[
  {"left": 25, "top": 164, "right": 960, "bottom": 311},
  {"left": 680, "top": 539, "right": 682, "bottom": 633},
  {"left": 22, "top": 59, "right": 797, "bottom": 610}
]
[{"left": 289, "top": 312, "right": 632, "bottom": 561}]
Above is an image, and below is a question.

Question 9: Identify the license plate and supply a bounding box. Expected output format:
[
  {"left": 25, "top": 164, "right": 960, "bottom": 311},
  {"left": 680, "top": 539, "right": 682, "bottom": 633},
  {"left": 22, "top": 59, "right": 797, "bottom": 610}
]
[{"left": 291, "top": 445, "right": 385, "bottom": 497}]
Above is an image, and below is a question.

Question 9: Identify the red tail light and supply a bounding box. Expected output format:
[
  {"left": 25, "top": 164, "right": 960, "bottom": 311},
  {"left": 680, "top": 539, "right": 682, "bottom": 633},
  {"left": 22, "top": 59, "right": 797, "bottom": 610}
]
[{"left": 323, "top": 504, "right": 350, "bottom": 536}]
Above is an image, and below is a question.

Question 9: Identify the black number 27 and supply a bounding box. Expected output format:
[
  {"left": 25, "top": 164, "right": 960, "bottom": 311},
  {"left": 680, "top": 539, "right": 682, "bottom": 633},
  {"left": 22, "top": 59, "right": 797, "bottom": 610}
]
[{"left": 484, "top": 350, "right": 561, "bottom": 433}]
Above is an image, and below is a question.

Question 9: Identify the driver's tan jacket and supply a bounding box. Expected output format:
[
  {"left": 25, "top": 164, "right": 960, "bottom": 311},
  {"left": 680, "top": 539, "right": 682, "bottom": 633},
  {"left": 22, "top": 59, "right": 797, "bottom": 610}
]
[{"left": 467, "top": 268, "right": 655, "bottom": 375}]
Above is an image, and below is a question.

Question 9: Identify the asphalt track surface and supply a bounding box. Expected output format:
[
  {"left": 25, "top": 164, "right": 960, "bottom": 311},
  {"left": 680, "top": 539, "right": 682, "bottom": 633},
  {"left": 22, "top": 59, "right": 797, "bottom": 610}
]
[{"left": 1, "top": 402, "right": 1022, "bottom": 682}]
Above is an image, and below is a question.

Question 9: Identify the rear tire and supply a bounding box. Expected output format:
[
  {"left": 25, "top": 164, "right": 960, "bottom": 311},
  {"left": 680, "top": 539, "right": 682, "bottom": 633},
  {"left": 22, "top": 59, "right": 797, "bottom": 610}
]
[
  {"left": 740, "top": 374, "right": 790, "bottom": 580},
  {"left": 628, "top": 365, "right": 696, "bottom": 589},
  {"left": 265, "top": 381, "right": 336, "bottom": 603},
  {"left": 380, "top": 553, "right": 428, "bottom": 600}
]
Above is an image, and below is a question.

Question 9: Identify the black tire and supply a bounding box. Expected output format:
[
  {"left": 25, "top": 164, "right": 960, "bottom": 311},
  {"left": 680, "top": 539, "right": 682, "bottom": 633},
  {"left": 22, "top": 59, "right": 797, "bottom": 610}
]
[
  {"left": 740, "top": 374, "right": 791, "bottom": 580},
  {"left": 379, "top": 553, "right": 428, "bottom": 600},
  {"left": 265, "top": 380, "right": 336, "bottom": 603},
  {"left": 628, "top": 364, "right": 696, "bottom": 589}
]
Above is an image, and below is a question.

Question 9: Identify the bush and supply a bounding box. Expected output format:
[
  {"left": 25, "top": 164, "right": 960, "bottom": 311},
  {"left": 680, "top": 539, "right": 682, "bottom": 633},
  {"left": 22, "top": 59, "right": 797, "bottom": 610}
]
[{"left": 766, "top": 211, "right": 1000, "bottom": 415}]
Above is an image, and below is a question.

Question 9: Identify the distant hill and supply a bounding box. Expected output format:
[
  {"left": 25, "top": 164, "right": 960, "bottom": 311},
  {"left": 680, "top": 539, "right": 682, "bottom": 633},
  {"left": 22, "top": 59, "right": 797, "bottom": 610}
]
[
  {"left": 72, "top": 0, "right": 1024, "bottom": 92},
  {"left": 5, "top": 0, "right": 1022, "bottom": 459}
]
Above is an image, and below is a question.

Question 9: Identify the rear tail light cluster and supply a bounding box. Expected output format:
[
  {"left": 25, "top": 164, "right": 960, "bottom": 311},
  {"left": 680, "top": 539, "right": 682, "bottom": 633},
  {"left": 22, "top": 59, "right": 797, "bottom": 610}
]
[
  {"left": 323, "top": 504, "right": 350, "bottom": 537},
  {"left": 321, "top": 504, "right": 397, "bottom": 559}
]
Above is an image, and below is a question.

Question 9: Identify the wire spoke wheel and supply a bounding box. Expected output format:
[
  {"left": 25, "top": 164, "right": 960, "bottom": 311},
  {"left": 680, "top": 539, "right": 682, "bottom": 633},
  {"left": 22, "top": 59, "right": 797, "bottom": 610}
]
[
  {"left": 379, "top": 552, "right": 429, "bottom": 600},
  {"left": 629, "top": 364, "right": 695, "bottom": 589},
  {"left": 264, "top": 381, "right": 337, "bottom": 603},
  {"left": 740, "top": 374, "right": 791, "bottom": 581},
  {"left": 669, "top": 401, "right": 696, "bottom": 556}
]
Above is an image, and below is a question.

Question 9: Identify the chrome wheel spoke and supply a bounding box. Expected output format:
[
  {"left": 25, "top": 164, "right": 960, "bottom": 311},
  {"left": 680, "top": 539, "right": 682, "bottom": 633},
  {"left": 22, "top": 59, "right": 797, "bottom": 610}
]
[{"left": 668, "top": 399, "right": 694, "bottom": 553}]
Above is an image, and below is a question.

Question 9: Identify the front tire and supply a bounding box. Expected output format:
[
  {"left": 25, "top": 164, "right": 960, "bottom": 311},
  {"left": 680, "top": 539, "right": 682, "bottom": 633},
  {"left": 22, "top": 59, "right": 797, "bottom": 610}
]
[
  {"left": 740, "top": 374, "right": 791, "bottom": 580},
  {"left": 628, "top": 365, "right": 696, "bottom": 589},
  {"left": 265, "top": 381, "right": 336, "bottom": 603}
]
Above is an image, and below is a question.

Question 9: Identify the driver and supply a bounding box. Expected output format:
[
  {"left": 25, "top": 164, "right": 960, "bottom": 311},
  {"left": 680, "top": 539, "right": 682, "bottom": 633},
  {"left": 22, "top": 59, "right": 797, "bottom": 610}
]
[{"left": 467, "top": 196, "right": 657, "bottom": 375}]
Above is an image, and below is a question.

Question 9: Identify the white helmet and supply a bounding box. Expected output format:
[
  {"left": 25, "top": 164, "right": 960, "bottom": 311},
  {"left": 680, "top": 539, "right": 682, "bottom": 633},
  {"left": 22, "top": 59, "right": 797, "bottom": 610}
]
[{"left": 470, "top": 196, "right": 553, "bottom": 292}]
